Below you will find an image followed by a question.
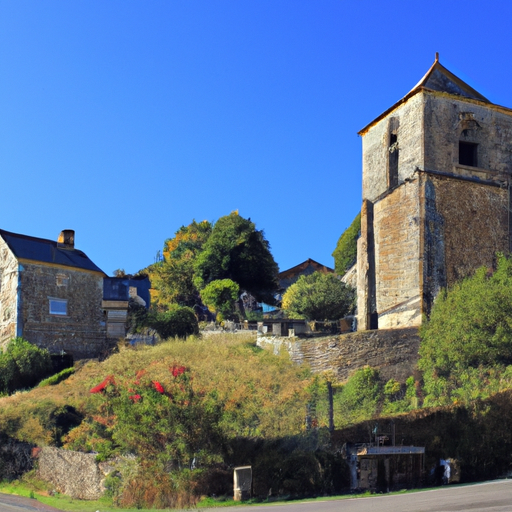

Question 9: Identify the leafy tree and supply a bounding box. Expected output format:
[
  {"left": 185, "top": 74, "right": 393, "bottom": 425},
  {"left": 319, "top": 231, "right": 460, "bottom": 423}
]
[
  {"left": 149, "top": 221, "right": 212, "bottom": 309},
  {"left": 193, "top": 212, "right": 279, "bottom": 304},
  {"left": 332, "top": 212, "right": 361, "bottom": 275},
  {"left": 0, "top": 337, "right": 53, "bottom": 394},
  {"left": 282, "top": 271, "right": 355, "bottom": 321},
  {"left": 200, "top": 279, "right": 239, "bottom": 321},
  {"left": 418, "top": 255, "right": 512, "bottom": 405}
]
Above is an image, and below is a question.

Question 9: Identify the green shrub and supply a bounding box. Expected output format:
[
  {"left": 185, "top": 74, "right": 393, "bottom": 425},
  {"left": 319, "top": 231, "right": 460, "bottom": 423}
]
[
  {"left": 38, "top": 367, "right": 75, "bottom": 387},
  {"left": 150, "top": 306, "right": 199, "bottom": 339},
  {"left": 418, "top": 255, "right": 512, "bottom": 406},
  {"left": 0, "top": 338, "right": 53, "bottom": 394},
  {"left": 200, "top": 279, "right": 239, "bottom": 321},
  {"left": 334, "top": 367, "right": 381, "bottom": 427}
]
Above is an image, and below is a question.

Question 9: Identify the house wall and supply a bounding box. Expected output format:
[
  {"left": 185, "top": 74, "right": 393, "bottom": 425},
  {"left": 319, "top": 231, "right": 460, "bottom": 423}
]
[
  {"left": 0, "top": 238, "right": 19, "bottom": 348},
  {"left": 18, "top": 262, "right": 107, "bottom": 359}
]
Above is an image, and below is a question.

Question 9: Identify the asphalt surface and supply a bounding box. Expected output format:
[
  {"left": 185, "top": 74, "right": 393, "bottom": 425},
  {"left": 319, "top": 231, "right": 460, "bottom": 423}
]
[
  {"left": 2, "top": 479, "right": 512, "bottom": 511},
  {"left": 203, "top": 480, "right": 512, "bottom": 512},
  {"left": 0, "top": 493, "right": 64, "bottom": 512}
]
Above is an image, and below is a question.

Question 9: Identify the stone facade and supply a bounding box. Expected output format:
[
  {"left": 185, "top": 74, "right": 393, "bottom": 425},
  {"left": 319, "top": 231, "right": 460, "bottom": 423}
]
[
  {"left": 18, "top": 263, "right": 107, "bottom": 360},
  {"left": 357, "top": 56, "right": 512, "bottom": 330},
  {"left": 0, "top": 229, "right": 109, "bottom": 359},
  {"left": 0, "top": 237, "right": 19, "bottom": 342}
]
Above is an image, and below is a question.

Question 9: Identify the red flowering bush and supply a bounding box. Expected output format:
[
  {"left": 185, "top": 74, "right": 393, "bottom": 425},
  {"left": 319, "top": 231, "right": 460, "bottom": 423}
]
[
  {"left": 88, "top": 364, "right": 223, "bottom": 470},
  {"left": 171, "top": 365, "right": 187, "bottom": 378},
  {"left": 89, "top": 375, "right": 115, "bottom": 394},
  {"left": 153, "top": 381, "right": 165, "bottom": 394}
]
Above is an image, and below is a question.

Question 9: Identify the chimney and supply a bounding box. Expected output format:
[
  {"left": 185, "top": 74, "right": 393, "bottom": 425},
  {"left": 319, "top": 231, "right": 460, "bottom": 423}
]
[{"left": 57, "top": 230, "right": 75, "bottom": 249}]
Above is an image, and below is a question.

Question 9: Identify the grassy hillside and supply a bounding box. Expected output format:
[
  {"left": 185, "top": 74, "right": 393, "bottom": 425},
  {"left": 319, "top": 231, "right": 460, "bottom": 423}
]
[{"left": 0, "top": 334, "right": 315, "bottom": 447}]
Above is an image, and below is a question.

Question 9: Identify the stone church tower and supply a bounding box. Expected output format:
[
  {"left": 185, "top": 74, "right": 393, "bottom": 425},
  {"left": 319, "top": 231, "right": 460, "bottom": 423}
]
[{"left": 357, "top": 54, "right": 512, "bottom": 331}]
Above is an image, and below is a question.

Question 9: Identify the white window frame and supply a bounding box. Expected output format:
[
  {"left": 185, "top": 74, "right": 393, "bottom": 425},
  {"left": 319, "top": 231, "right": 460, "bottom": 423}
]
[{"left": 49, "top": 298, "right": 68, "bottom": 316}]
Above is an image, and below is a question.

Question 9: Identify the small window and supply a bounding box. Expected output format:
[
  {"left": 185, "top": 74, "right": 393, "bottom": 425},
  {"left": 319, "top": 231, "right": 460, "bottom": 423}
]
[
  {"left": 459, "top": 141, "right": 478, "bottom": 167},
  {"left": 49, "top": 298, "right": 67, "bottom": 316}
]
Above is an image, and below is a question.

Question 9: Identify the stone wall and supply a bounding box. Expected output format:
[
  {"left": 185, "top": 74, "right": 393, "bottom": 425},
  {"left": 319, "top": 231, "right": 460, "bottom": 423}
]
[
  {"left": 429, "top": 175, "right": 508, "bottom": 286},
  {"left": 19, "top": 262, "right": 107, "bottom": 359},
  {"left": 0, "top": 238, "right": 19, "bottom": 349},
  {"left": 257, "top": 327, "right": 420, "bottom": 383},
  {"left": 361, "top": 93, "right": 425, "bottom": 202},
  {"left": 37, "top": 447, "right": 112, "bottom": 500},
  {"left": 374, "top": 178, "right": 422, "bottom": 328},
  {"left": 424, "top": 93, "right": 512, "bottom": 174}
]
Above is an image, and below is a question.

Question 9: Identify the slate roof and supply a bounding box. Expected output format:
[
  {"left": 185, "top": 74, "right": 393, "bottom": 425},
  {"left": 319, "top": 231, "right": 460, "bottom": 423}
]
[
  {"left": 358, "top": 53, "right": 507, "bottom": 135},
  {"left": 0, "top": 229, "right": 105, "bottom": 274}
]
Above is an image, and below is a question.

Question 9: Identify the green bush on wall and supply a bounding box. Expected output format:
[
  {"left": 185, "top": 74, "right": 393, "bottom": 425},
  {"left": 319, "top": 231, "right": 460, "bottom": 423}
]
[{"left": 0, "top": 337, "right": 53, "bottom": 395}]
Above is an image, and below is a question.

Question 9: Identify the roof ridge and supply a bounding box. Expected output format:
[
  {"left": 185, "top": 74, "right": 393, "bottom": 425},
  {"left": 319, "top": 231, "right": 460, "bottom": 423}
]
[{"left": 0, "top": 228, "right": 57, "bottom": 245}]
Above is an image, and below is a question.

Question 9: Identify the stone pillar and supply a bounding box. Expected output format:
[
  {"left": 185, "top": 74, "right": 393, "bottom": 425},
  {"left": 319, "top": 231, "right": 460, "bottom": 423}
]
[
  {"left": 357, "top": 199, "right": 377, "bottom": 330},
  {"left": 233, "top": 466, "right": 252, "bottom": 501}
]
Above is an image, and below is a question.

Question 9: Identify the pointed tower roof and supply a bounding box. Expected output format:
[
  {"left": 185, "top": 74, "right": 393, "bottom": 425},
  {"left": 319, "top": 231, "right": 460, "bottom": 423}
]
[
  {"left": 359, "top": 54, "right": 491, "bottom": 135},
  {"left": 409, "top": 52, "right": 489, "bottom": 102}
]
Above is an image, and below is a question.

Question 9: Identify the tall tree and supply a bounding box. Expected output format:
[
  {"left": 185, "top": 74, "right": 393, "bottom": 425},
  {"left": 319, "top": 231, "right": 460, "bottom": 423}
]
[
  {"left": 193, "top": 212, "right": 279, "bottom": 304},
  {"left": 332, "top": 212, "right": 361, "bottom": 275},
  {"left": 149, "top": 220, "right": 212, "bottom": 309}
]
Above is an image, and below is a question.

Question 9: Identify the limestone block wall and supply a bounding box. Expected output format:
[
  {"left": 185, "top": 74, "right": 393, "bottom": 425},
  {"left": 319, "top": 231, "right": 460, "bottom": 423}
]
[
  {"left": 362, "top": 93, "right": 425, "bottom": 202},
  {"left": 424, "top": 93, "right": 512, "bottom": 175},
  {"left": 19, "top": 263, "right": 107, "bottom": 359},
  {"left": 257, "top": 327, "right": 420, "bottom": 383},
  {"left": 0, "top": 238, "right": 19, "bottom": 349},
  {"left": 374, "top": 178, "right": 422, "bottom": 328},
  {"left": 427, "top": 175, "right": 508, "bottom": 287}
]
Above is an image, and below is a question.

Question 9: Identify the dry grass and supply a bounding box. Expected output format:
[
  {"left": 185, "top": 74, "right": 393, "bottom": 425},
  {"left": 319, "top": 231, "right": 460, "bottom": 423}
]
[{"left": 0, "top": 334, "right": 314, "bottom": 445}]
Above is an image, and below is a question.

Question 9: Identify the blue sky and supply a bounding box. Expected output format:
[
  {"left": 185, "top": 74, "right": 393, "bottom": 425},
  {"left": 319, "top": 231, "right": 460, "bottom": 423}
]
[{"left": 1, "top": 1, "right": 511, "bottom": 276}]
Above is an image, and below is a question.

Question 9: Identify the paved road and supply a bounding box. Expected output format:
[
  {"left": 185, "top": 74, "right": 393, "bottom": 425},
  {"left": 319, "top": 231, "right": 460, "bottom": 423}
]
[
  {"left": 204, "top": 479, "right": 512, "bottom": 512},
  {"left": 0, "top": 494, "right": 64, "bottom": 512},
  {"left": 2, "top": 480, "right": 512, "bottom": 512}
]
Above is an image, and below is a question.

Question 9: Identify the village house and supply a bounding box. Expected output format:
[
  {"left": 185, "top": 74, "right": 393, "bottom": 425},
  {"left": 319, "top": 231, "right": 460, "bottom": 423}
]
[
  {"left": 0, "top": 228, "right": 145, "bottom": 360},
  {"left": 277, "top": 258, "right": 335, "bottom": 291},
  {"left": 357, "top": 54, "right": 512, "bottom": 330}
]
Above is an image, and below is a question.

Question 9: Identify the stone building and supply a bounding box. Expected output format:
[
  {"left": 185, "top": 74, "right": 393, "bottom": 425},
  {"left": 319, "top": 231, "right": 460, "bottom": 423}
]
[
  {"left": 357, "top": 54, "right": 512, "bottom": 330},
  {"left": 0, "top": 229, "right": 108, "bottom": 359}
]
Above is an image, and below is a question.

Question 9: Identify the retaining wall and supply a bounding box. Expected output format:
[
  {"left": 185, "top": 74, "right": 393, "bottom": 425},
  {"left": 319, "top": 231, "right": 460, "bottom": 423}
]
[{"left": 257, "top": 327, "right": 420, "bottom": 383}]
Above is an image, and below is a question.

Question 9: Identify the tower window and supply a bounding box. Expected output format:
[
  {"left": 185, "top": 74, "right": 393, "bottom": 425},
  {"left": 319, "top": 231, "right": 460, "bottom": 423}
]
[
  {"left": 388, "top": 133, "right": 399, "bottom": 188},
  {"left": 459, "top": 141, "right": 478, "bottom": 167}
]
